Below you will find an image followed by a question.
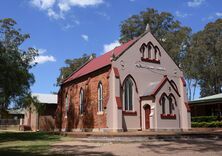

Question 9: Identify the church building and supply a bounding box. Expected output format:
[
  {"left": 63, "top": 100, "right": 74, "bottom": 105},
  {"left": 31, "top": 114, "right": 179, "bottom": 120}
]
[{"left": 55, "top": 26, "right": 191, "bottom": 132}]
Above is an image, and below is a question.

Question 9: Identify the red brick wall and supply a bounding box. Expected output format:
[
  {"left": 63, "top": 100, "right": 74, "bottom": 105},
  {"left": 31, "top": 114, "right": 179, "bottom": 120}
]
[{"left": 56, "top": 66, "right": 110, "bottom": 131}]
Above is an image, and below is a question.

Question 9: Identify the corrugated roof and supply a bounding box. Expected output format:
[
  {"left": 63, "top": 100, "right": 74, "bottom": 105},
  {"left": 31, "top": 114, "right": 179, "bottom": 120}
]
[
  {"left": 190, "top": 93, "right": 222, "bottom": 104},
  {"left": 32, "top": 93, "right": 57, "bottom": 104},
  {"left": 63, "top": 39, "right": 137, "bottom": 84}
]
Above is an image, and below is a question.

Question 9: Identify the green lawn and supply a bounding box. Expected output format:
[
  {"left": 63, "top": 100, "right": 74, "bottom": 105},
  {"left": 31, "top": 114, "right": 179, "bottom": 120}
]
[{"left": 0, "top": 131, "right": 72, "bottom": 156}]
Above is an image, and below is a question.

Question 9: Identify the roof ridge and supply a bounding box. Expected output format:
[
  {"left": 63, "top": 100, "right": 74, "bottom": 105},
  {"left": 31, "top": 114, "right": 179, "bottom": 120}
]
[{"left": 61, "top": 56, "right": 94, "bottom": 84}]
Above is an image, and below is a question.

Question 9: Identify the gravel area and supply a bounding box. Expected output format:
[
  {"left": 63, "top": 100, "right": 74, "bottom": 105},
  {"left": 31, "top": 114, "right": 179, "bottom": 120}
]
[{"left": 51, "top": 137, "right": 222, "bottom": 156}]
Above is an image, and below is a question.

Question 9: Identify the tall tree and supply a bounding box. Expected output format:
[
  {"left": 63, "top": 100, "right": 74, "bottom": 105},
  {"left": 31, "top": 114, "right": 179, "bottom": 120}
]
[
  {"left": 0, "top": 18, "right": 38, "bottom": 109},
  {"left": 187, "top": 19, "right": 222, "bottom": 97},
  {"left": 119, "top": 8, "right": 191, "bottom": 66},
  {"left": 57, "top": 53, "right": 96, "bottom": 85}
]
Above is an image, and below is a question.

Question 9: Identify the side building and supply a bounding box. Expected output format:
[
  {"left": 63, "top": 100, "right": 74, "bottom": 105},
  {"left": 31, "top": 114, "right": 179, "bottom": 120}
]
[
  {"left": 23, "top": 93, "right": 57, "bottom": 131},
  {"left": 189, "top": 93, "right": 222, "bottom": 117}
]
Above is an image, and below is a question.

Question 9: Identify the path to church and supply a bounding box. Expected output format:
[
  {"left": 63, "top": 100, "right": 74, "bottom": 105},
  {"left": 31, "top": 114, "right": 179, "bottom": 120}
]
[{"left": 51, "top": 137, "right": 222, "bottom": 155}]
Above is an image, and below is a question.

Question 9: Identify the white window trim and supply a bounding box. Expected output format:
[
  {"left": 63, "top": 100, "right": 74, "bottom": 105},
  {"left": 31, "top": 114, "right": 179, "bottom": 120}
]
[
  {"left": 123, "top": 78, "right": 134, "bottom": 111},
  {"left": 80, "top": 89, "right": 84, "bottom": 115},
  {"left": 98, "top": 82, "right": 103, "bottom": 113},
  {"left": 65, "top": 94, "right": 69, "bottom": 118}
]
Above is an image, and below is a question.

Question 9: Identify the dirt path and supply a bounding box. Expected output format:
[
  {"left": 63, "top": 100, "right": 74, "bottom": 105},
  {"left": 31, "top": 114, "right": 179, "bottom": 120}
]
[{"left": 51, "top": 138, "right": 222, "bottom": 156}]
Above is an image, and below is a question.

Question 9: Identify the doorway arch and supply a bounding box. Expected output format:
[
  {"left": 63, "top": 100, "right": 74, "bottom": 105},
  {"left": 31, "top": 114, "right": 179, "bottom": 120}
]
[{"left": 143, "top": 104, "right": 151, "bottom": 129}]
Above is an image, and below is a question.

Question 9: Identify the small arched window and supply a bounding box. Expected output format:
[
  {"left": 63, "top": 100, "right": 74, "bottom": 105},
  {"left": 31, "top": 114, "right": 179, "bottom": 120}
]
[
  {"left": 148, "top": 44, "right": 152, "bottom": 59},
  {"left": 79, "top": 88, "right": 84, "bottom": 114},
  {"left": 169, "top": 94, "right": 177, "bottom": 114},
  {"left": 65, "top": 94, "right": 69, "bottom": 117},
  {"left": 98, "top": 82, "right": 103, "bottom": 112},
  {"left": 124, "top": 78, "right": 133, "bottom": 111},
  {"left": 169, "top": 97, "right": 173, "bottom": 114},
  {"left": 160, "top": 93, "right": 167, "bottom": 114}
]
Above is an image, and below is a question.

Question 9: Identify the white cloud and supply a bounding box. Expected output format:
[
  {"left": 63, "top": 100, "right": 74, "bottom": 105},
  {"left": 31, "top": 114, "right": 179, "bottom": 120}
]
[
  {"left": 30, "top": 0, "right": 104, "bottom": 20},
  {"left": 33, "top": 55, "right": 56, "bottom": 64},
  {"left": 31, "top": 48, "right": 56, "bottom": 64},
  {"left": 38, "top": 48, "right": 47, "bottom": 54},
  {"left": 58, "top": 1, "right": 71, "bottom": 12},
  {"left": 103, "top": 40, "right": 120, "bottom": 53},
  {"left": 58, "top": 0, "right": 104, "bottom": 10},
  {"left": 47, "top": 8, "right": 64, "bottom": 19},
  {"left": 81, "top": 34, "right": 89, "bottom": 41},
  {"left": 216, "top": 12, "right": 222, "bottom": 17},
  {"left": 187, "top": 0, "right": 205, "bottom": 7},
  {"left": 30, "top": 0, "right": 56, "bottom": 10},
  {"left": 175, "top": 11, "right": 191, "bottom": 18}
]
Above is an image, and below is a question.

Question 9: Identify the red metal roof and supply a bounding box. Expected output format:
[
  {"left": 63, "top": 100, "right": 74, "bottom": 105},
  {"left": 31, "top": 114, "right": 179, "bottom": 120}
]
[{"left": 63, "top": 39, "right": 137, "bottom": 84}]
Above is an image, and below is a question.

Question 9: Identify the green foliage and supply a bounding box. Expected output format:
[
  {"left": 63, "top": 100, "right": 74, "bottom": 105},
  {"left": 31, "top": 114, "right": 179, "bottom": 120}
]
[
  {"left": 57, "top": 53, "right": 96, "bottom": 85},
  {"left": 191, "top": 116, "right": 219, "bottom": 122},
  {"left": 185, "top": 19, "right": 222, "bottom": 97},
  {"left": 0, "top": 18, "right": 38, "bottom": 109},
  {"left": 119, "top": 8, "right": 191, "bottom": 66},
  {"left": 192, "top": 121, "right": 222, "bottom": 128}
]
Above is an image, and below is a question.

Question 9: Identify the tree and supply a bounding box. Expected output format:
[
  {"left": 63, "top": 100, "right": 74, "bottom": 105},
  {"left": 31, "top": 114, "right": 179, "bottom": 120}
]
[
  {"left": 186, "top": 19, "right": 222, "bottom": 97},
  {"left": 0, "top": 18, "right": 38, "bottom": 109},
  {"left": 57, "top": 53, "right": 96, "bottom": 84},
  {"left": 119, "top": 8, "right": 191, "bottom": 66}
]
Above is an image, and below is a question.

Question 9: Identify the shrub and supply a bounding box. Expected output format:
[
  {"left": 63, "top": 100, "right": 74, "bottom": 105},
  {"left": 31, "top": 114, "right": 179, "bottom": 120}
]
[
  {"left": 191, "top": 116, "right": 219, "bottom": 122},
  {"left": 192, "top": 121, "right": 222, "bottom": 128}
]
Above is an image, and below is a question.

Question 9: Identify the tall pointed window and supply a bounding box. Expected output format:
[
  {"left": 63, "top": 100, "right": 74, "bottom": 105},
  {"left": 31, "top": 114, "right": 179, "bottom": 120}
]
[
  {"left": 160, "top": 93, "right": 166, "bottom": 114},
  {"left": 124, "top": 78, "right": 133, "bottom": 111},
  {"left": 79, "top": 88, "right": 84, "bottom": 114},
  {"left": 98, "top": 82, "right": 103, "bottom": 112},
  {"left": 65, "top": 94, "right": 69, "bottom": 118}
]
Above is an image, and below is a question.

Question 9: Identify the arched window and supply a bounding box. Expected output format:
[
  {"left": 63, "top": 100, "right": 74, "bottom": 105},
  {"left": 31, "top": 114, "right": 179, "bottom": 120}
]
[
  {"left": 79, "top": 88, "right": 84, "bottom": 114},
  {"left": 169, "top": 94, "right": 177, "bottom": 114},
  {"left": 98, "top": 82, "right": 103, "bottom": 112},
  {"left": 148, "top": 44, "right": 152, "bottom": 59},
  {"left": 160, "top": 93, "right": 167, "bottom": 114},
  {"left": 124, "top": 78, "right": 133, "bottom": 111},
  {"left": 169, "top": 97, "right": 173, "bottom": 114},
  {"left": 65, "top": 94, "right": 69, "bottom": 117}
]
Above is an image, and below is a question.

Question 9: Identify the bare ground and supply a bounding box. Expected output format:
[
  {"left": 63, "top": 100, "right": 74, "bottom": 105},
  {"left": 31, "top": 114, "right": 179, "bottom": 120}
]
[{"left": 50, "top": 138, "right": 222, "bottom": 156}]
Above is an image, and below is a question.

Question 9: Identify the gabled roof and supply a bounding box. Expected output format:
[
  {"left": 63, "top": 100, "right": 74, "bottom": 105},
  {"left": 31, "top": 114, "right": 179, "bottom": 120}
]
[
  {"left": 141, "top": 76, "right": 180, "bottom": 98},
  {"left": 189, "top": 93, "right": 222, "bottom": 105},
  {"left": 63, "top": 39, "right": 137, "bottom": 84},
  {"left": 32, "top": 93, "right": 57, "bottom": 104}
]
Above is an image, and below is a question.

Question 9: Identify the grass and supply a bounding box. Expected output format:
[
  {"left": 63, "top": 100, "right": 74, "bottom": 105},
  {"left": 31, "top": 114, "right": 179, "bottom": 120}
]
[{"left": 0, "top": 131, "right": 73, "bottom": 156}]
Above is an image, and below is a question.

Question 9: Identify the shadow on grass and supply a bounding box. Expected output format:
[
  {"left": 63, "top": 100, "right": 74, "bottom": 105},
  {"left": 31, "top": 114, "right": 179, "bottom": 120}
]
[
  {"left": 138, "top": 138, "right": 222, "bottom": 154},
  {"left": 0, "top": 144, "right": 115, "bottom": 156},
  {"left": 0, "top": 132, "right": 115, "bottom": 155},
  {"left": 0, "top": 132, "right": 60, "bottom": 142}
]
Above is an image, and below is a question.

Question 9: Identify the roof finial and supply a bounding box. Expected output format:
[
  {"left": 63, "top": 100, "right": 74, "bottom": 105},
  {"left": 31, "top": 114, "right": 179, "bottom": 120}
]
[
  {"left": 110, "top": 52, "right": 116, "bottom": 62},
  {"left": 89, "top": 54, "right": 94, "bottom": 60},
  {"left": 145, "top": 23, "right": 151, "bottom": 32}
]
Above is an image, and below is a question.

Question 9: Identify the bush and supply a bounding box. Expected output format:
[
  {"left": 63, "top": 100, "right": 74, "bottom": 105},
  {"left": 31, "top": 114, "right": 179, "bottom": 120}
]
[
  {"left": 192, "top": 121, "right": 222, "bottom": 128},
  {"left": 191, "top": 116, "right": 219, "bottom": 122}
]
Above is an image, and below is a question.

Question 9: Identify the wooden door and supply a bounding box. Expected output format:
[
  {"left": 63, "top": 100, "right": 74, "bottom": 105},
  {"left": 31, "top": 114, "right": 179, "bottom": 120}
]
[{"left": 144, "top": 105, "right": 151, "bottom": 129}]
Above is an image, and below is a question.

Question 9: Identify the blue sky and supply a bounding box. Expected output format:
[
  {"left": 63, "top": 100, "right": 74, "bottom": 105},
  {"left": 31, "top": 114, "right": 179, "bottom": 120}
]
[{"left": 0, "top": 0, "right": 221, "bottom": 97}]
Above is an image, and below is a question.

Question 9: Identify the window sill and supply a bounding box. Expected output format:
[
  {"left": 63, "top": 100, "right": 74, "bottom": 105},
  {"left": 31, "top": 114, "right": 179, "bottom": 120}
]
[
  {"left": 141, "top": 58, "right": 160, "bottom": 64},
  {"left": 97, "top": 111, "right": 104, "bottom": 115},
  {"left": 123, "top": 111, "right": 137, "bottom": 116},
  {"left": 161, "top": 114, "right": 176, "bottom": 119}
]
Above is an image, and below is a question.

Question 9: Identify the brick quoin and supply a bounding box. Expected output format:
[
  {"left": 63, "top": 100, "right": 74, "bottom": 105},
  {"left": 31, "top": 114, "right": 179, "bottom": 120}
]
[{"left": 57, "top": 66, "right": 110, "bottom": 131}]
